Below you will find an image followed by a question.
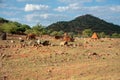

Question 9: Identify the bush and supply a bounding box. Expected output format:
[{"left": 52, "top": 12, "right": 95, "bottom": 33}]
[
  {"left": 111, "top": 33, "right": 120, "bottom": 38},
  {"left": 82, "top": 29, "right": 93, "bottom": 38}
]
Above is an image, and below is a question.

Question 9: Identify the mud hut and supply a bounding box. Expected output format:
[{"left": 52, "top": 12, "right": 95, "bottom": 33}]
[{"left": 91, "top": 32, "right": 99, "bottom": 39}]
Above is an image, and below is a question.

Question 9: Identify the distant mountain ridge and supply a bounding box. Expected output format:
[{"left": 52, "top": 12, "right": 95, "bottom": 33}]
[{"left": 47, "top": 14, "right": 120, "bottom": 34}]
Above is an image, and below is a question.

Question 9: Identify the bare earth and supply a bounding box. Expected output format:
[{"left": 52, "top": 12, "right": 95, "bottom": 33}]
[{"left": 0, "top": 35, "right": 120, "bottom": 80}]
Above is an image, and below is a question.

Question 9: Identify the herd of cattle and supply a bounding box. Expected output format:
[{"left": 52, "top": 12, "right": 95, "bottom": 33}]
[
  {"left": 0, "top": 32, "right": 99, "bottom": 49},
  {"left": 0, "top": 33, "right": 78, "bottom": 49},
  {"left": 25, "top": 33, "right": 75, "bottom": 46},
  {"left": 26, "top": 33, "right": 74, "bottom": 41}
]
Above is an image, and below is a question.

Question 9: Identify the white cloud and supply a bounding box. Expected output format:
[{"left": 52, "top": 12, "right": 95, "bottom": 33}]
[
  {"left": 25, "top": 13, "right": 69, "bottom": 26},
  {"left": 84, "top": 5, "right": 120, "bottom": 13},
  {"left": 55, "top": 4, "right": 120, "bottom": 14},
  {"left": 24, "top": 4, "right": 49, "bottom": 12},
  {"left": 25, "top": 13, "right": 50, "bottom": 22},
  {"left": 54, "top": 3, "right": 79, "bottom": 12},
  {"left": 6, "top": 3, "right": 119, "bottom": 26},
  {"left": 17, "top": 0, "right": 51, "bottom": 2},
  {"left": 54, "top": 6, "right": 69, "bottom": 12},
  {"left": 110, "top": 6, "right": 120, "bottom": 12},
  {"left": 84, "top": 6, "right": 105, "bottom": 12},
  {"left": 59, "top": 0, "right": 93, "bottom": 4}
]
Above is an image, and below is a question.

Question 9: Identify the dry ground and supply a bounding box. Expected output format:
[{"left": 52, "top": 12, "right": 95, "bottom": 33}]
[{"left": 0, "top": 35, "right": 120, "bottom": 80}]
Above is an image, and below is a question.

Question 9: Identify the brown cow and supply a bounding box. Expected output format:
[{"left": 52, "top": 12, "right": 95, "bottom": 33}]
[
  {"left": 26, "top": 33, "right": 36, "bottom": 40},
  {"left": 63, "top": 32, "right": 74, "bottom": 42},
  {"left": 54, "top": 36, "right": 63, "bottom": 39},
  {"left": 63, "top": 36, "right": 74, "bottom": 42}
]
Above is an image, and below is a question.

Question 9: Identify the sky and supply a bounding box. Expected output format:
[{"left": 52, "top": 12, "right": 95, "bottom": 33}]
[{"left": 0, "top": 0, "right": 120, "bottom": 27}]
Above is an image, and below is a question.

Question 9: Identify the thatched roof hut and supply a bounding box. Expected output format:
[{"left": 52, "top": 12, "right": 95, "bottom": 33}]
[{"left": 91, "top": 32, "right": 99, "bottom": 39}]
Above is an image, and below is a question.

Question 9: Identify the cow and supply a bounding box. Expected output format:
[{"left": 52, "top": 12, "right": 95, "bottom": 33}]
[
  {"left": 41, "top": 40, "right": 50, "bottom": 46},
  {"left": 54, "top": 36, "right": 63, "bottom": 39},
  {"left": 63, "top": 36, "right": 74, "bottom": 42},
  {"left": 26, "top": 33, "right": 36, "bottom": 40},
  {"left": 60, "top": 41, "right": 68, "bottom": 46}
]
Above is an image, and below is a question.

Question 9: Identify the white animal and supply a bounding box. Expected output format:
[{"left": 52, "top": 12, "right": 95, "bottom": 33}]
[
  {"left": 37, "top": 39, "right": 41, "bottom": 44},
  {"left": 60, "top": 41, "right": 68, "bottom": 46}
]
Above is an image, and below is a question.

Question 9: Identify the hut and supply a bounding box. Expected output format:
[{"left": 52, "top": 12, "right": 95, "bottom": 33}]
[{"left": 91, "top": 32, "right": 99, "bottom": 39}]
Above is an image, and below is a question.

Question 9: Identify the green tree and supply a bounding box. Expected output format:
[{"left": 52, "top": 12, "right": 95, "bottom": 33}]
[
  {"left": 82, "top": 29, "right": 93, "bottom": 37},
  {"left": 50, "top": 31, "right": 58, "bottom": 36},
  {"left": 46, "top": 29, "right": 53, "bottom": 35},
  {"left": 12, "top": 21, "right": 21, "bottom": 27},
  {"left": 17, "top": 24, "right": 31, "bottom": 33},
  {"left": 24, "top": 29, "right": 33, "bottom": 34},
  {"left": 68, "top": 32, "right": 75, "bottom": 38},
  {"left": 99, "top": 32, "right": 106, "bottom": 38},
  {"left": 22, "top": 24, "right": 31, "bottom": 30},
  {"left": 2, "top": 22, "right": 18, "bottom": 34},
  {"left": 57, "top": 30, "right": 64, "bottom": 36},
  {"left": 111, "top": 33, "right": 119, "bottom": 38},
  {"left": 41, "top": 28, "right": 48, "bottom": 35},
  {"left": 31, "top": 23, "right": 45, "bottom": 36},
  {"left": 32, "top": 24, "right": 44, "bottom": 31}
]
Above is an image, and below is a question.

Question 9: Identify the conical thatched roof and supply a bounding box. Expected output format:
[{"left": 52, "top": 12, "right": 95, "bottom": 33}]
[{"left": 91, "top": 32, "right": 99, "bottom": 39}]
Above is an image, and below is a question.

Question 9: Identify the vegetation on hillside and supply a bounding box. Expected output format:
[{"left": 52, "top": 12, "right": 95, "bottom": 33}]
[
  {"left": 0, "top": 17, "right": 31, "bottom": 34},
  {"left": 47, "top": 14, "right": 120, "bottom": 35},
  {"left": 0, "top": 15, "right": 120, "bottom": 38}
]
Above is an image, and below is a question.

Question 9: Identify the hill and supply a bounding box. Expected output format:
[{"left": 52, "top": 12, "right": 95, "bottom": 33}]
[{"left": 47, "top": 14, "right": 120, "bottom": 35}]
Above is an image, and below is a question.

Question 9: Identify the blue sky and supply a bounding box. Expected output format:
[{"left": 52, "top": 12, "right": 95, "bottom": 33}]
[{"left": 0, "top": 0, "right": 120, "bottom": 27}]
